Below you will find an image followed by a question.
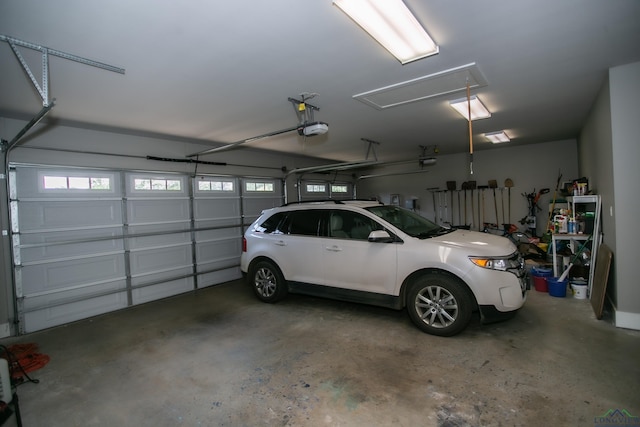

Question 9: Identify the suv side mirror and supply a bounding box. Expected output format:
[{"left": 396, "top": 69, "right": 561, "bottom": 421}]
[{"left": 368, "top": 230, "right": 394, "bottom": 243}]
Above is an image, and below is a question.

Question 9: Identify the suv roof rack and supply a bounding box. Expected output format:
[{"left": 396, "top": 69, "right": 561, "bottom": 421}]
[
  {"left": 282, "top": 199, "right": 344, "bottom": 206},
  {"left": 281, "top": 198, "right": 381, "bottom": 207}
]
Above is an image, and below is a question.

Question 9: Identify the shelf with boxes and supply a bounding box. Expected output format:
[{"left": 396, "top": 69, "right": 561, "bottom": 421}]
[{"left": 551, "top": 195, "right": 601, "bottom": 295}]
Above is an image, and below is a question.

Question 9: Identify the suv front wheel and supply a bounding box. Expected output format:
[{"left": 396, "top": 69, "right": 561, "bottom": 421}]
[
  {"left": 407, "top": 274, "right": 473, "bottom": 336},
  {"left": 249, "top": 260, "right": 288, "bottom": 303}
]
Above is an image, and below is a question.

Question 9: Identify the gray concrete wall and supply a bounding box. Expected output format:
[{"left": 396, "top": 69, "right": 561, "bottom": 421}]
[
  {"left": 579, "top": 60, "right": 640, "bottom": 330},
  {"left": 356, "top": 139, "right": 579, "bottom": 237},
  {"left": 609, "top": 61, "right": 640, "bottom": 329}
]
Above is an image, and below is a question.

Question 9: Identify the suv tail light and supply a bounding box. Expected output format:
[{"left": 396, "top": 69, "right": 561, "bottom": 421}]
[{"left": 242, "top": 236, "right": 247, "bottom": 252}]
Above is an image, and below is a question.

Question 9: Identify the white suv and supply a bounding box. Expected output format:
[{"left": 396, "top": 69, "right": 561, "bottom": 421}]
[{"left": 240, "top": 200, "right": 527, "bottom": 336}]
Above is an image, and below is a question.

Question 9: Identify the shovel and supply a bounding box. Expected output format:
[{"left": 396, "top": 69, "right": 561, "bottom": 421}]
[
  {"left": 468, "top": 180, "right": 476, "bottom": 229},
  {"left": 446, "top": 181, "right": 456, "bottom": 225},
  {"left": 489, "top": 179, "right": 499, "bottom": 230},
  {"left": 505, "top": 178, "right": 514, "bottom": 224},
  {"left": 428, "top": 187, "right": 439, "bottom": 223},
  {"left": 461, "top": 181, "right": 468, "bottom": 225},
  {"left": 478, "top": 185, "right": 489, "bottom": 231},
  {"left": 500, "top": 187, "right": 506, "bottom": 229}
]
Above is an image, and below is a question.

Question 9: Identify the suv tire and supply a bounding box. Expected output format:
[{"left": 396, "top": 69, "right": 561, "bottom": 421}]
[
  {"left": 249, "top": 260, "right": 288, "bottom": 303},
  {"left": 407, "top": 273, "right": 473, "bottom": 337}
]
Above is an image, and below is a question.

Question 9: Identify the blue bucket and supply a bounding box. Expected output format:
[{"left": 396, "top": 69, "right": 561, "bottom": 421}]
[
  {"left": 547, "top": 277, "right": 568, "bottom": 297},
  {"left": 531, "top": 267, "right": 552, "bottom": 277}
]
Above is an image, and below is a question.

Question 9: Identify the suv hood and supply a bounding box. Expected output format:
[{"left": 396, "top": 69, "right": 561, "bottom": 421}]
[{"left": 430, "top": 229, "right": 516, "bottom": 256}]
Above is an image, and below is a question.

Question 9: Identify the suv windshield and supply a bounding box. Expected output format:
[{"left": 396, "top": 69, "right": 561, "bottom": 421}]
[{"left": 366, "top": 205, "right": 451, "bottom": 238}]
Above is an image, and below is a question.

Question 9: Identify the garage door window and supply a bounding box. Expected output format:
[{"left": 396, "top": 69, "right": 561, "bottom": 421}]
[
  {"left": 331, "top": 184, "right": 348, "bottom": 194},
  {"left": 198, "top": 179, "right": 234, "bottom": 191},
  {"left": 245, "top": 181, "right": 274, "bottom": 192},
  {"left": 306, "top": 184, "right": 326, "bottom": 193},
  {"left": 43, "top": 175, "right": 112, "bottom": 191},
  {"left": 134, "top": 178, "right": 181, "bottom": 191}
]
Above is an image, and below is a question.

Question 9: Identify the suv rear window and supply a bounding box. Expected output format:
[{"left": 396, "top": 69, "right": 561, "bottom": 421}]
[
  {"left": 257, "top": 212, "right": 286, "bottom": 233},
  {"left": 281, "top": 210, "right": 324, "bottom": 236}
]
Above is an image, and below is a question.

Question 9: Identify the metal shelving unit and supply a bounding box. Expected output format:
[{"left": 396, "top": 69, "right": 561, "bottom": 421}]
[{"left": 551, "top": 195, "right": 601, "bottom": 295}]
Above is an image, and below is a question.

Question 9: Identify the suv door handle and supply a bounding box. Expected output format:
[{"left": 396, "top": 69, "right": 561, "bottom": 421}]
[
  {"left": 274, "top": 240, "right": 286, "bottom": 246},
  {"left": 325, "top": 245, "right": 342, "bottom": 252}
]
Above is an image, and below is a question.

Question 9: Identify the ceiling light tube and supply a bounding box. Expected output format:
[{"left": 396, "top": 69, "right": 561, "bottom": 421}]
[
  {"left": 449, "top": 95, "right": 491, "bottom": 120},
  {"left": 484, "top": 131, "right": 510, "bottom": 143},
  {"left": 333, "top": 0, "right": 439, "bottom": 64}
]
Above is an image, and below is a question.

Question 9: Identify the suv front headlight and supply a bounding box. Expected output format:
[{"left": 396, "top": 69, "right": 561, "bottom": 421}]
[{"left": 469, "top": 256, "right": 515, "bottom": 272}]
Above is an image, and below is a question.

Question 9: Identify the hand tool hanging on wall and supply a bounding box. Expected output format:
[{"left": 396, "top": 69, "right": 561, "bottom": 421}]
[
  {"left": 546, "top": 170, "right": 563, "bottom": 232},
  {"left": 489, "top": 180, "right": 499, "bottom": 230},
  {"left": 461, "top": 182, "right": 468, "bottom": 225},
  {"left": 457, "top": 187, "right": 462, "bottom": 226},
  {"left": 446, "top": 181, "right": 456, "bottom": 226},
  {"left": 505, "top": 178, "right": 514, "bottom": 224},
  {"left": 439, "top": 190, "right": 446, "bottom": 225},
  {"left": 441, "top": 190, "right": 449, "bottom": 224},
  {"left": 500, "top": 187, "right": 506, "bottom": 230},
  {"left": 478, "top": 185, "right": 488, "bottom": 231},
  {"left": 468, "top": 180, "right": 476, "bottom": 229},
  {"left": 427, "top": 187, "right": 439, "bottom": 223}
]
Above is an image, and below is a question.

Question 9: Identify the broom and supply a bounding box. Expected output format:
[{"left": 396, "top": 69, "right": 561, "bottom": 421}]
[{"left": 557, "top": 235, "right": 592, "bottom": 282}]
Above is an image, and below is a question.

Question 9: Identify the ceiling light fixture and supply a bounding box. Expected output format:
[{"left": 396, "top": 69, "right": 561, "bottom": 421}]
[
  {"left": 449, "top": 95, "right": 491, "bottom": 120},
  {"left": 333, "top": 0, "right": 439, "bottom": 64},
  {"left": 484, "top": 131, "right": 510, "bottom": 143}
]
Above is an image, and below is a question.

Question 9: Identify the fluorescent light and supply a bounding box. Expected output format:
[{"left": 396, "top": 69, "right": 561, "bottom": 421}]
[
  {"left": 449, "top": 95, "right": 491, "bottom": 120},
  {"left": 333, "top": 0, "right": 439, "bottom": 64},
  {"left": 484, "top": 131, "right": 510, "bottom": 143}
]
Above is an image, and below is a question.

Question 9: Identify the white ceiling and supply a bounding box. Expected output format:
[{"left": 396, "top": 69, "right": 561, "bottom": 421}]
[{"left": 1, "top": 0, "right": 639, "bottom": 162}]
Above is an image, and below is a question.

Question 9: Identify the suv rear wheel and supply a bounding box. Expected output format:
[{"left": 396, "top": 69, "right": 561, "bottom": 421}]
[
  {"left": 407, "top": 274, "right": 472, "bottom": 336},
  {"left": 249, "top": 260, "right": 288, "bottom": 303}
]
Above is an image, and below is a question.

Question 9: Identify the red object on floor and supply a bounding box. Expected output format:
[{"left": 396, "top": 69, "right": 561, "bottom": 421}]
[
  {"left": 533, "top": 276, "right": 548, "bottom": 292},
  {"left": 0, "top": 343, "right": 50, "bottom": 379}
]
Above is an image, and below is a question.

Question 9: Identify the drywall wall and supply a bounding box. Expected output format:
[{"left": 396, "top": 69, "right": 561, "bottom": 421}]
[
  {"left": 580, "top": 78, "right": 616, "bottom": 303},
  {"left": 609, "top": 61, "right": 640, "bottom": 329},
  {"left": 356, "top": 139, "right": 579, "bottom": 237}
]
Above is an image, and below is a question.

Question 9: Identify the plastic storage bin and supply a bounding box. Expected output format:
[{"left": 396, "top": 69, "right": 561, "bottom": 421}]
[{"left": 547, "top": 277, "right": 568, "bottom": 297}]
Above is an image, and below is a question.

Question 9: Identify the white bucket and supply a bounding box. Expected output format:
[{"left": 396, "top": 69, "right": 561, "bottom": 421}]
[{"left": 571, "top": 283, "right": 588, "bottom": 299}]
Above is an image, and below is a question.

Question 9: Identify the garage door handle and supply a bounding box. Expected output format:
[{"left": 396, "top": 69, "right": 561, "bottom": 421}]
[
  {"left": 274, "top": 240, "right": 286, "bottom": 246},
  {"left": 325, "top": 245, "right": 342, "bottom": 252}
]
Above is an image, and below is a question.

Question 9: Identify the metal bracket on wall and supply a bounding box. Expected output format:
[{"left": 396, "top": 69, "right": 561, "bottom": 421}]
[{"left": 1, "top": 34, "right": 125, "bottom": 107}]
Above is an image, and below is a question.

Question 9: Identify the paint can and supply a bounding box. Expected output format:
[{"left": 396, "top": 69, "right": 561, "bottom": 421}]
[{"left": 570, "top": 279, "right": 588, "bottom": 299}]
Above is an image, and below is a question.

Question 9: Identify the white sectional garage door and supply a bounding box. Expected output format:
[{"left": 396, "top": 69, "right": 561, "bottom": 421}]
[{"left": 9, "top": 165, "right": 282, "bottom": 333}]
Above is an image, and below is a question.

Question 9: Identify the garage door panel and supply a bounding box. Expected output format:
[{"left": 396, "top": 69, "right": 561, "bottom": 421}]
[
  {"left": 127, "top": 228, "right": 191, "bottom": 250},
  {"left": 194, "top": 227, "right": 240, "bottom": 242},
  {"left": 194, "top": 198, "right": 240, "bottom": 221},
  {"left": 10, "top": 168, "right": 275, "bottom": 332},
  {"left": 127, "top": 199, "right": 190, "bottom": 224},
  {"left": 19, "top": 227, "right": 123, "bottom": 245},
  {"left": 198, "top": 267, "right": 241, "bottom": 288},
  {"left": 20, "top": 231, "right": 124, "bottom": 263},
  {"left": 18, "top": 200, "right": 122, "bottom": 230},
  {"left": 196, "top": 238, "right": 241, "bottom": 263},
  {"left": 132, "top": 277, "right": 194, "bottom": 305},
  {"left": 22, "top": 278, "right": 127, "bottom": 311},
  {"left": 242, "top": 197, "right": 282, "bottom": 223},
  {"left": 129, "top": 245, "right": 192, "bottom": 275},
  {"left": 24, "top": 292, "right": 128, "bottom": 333},
  {"left": 21, "top": 255, "right": 126, "bottom": 295}
]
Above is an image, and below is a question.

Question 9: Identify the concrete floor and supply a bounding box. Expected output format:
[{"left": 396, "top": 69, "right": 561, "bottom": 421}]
[{"left": 1, "top": 280, "right": 639, "bottom": 427}]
